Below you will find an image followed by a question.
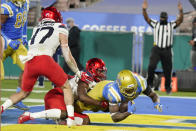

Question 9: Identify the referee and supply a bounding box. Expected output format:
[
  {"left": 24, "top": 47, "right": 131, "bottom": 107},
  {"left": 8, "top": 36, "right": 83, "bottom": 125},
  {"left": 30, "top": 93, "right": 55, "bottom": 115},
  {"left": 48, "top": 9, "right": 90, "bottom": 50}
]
[{"left": 142, "top": 0, "right": 183, "bottom": 94}]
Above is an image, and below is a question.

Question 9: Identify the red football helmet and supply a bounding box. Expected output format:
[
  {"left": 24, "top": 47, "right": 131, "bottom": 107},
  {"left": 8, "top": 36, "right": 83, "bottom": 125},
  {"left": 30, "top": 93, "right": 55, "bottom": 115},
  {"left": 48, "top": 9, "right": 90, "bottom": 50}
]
[
  {"left": 41, "top": 7, "right": 62, "bottom": 23},
  {"left": 86, "top": 58, "right": 107, "bottom": 82}
]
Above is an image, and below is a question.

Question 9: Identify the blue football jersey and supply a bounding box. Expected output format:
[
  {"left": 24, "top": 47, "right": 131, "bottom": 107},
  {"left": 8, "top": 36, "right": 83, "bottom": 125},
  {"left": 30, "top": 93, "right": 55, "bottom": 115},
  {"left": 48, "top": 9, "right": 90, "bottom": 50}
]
[
  {"left": 1, "top": 0, "right": 29, "bottom": 40},
  {"left": 102, "top": 81, "right": 126, "bottom": 103}
]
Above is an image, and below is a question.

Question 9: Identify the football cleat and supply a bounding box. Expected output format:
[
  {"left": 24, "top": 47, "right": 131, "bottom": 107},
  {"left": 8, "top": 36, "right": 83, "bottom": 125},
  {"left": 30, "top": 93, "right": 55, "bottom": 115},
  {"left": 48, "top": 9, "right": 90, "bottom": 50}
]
[{"left": 18, "top": 112, "right": 33, "bottom": 124}]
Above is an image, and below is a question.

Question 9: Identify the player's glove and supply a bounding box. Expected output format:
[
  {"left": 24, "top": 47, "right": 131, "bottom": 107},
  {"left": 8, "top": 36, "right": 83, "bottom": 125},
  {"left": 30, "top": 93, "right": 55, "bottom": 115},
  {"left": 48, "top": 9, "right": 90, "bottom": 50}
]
[
  {"left": 127, "top": 101, "right": 136, "bottom": 114},
  {"left": 100, "top": 100, "right": 109, "bottom": 109},
  {"left": 154, "top": 102, "right": 163, "bottom": 112},
  {"left": 67, "top": 116, "right": 75, "bottom": 127},
  {"left": 76, "top": 70, "right": 82, "bottom": 79},
  {"left": 23, "top": 37, "right": 28, "bottom": 46},
  {"left": 81, "top": 72, "right": 94, "bottom": 83},
  {"left": 9, "top": 40, "right": 20, "bottom": 50}
]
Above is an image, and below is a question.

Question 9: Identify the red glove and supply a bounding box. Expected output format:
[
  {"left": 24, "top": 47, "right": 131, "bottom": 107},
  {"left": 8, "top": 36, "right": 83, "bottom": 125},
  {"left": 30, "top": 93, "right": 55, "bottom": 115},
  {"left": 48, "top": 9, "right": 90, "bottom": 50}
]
[
  {"left": 81, "top": 72, "right": 94, "bottom": 84},
  {"left": 100, "top": 101, "right": 109, "bottom": 109}
]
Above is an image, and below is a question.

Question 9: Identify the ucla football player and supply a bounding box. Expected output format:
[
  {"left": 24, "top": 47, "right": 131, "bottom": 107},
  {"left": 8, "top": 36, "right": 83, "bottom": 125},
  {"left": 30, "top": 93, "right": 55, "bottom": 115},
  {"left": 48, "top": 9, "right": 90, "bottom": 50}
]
[
  {"left": 75, "top": 69, "right": 162, "bottom": 122},
  {"left": 1, "top": 0, "right": 30, "bottom": 110}
]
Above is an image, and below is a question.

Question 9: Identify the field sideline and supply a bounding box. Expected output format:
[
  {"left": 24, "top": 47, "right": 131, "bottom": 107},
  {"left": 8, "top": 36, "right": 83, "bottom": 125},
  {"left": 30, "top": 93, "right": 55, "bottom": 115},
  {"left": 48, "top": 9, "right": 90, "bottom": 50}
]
[{"left": 1, "top": 79, "right": 196, "bottom": 131}]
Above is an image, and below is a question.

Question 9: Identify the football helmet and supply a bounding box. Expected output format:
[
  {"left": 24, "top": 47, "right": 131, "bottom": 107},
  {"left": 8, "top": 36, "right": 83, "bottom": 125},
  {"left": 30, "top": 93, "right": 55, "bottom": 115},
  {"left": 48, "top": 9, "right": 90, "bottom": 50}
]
[
  {"left": 11, "top": 0, "right": 26, "bottom": 7},
  {"left": 116, "top": 70, "right": 138, "bottom": 100},
  {"left": 41, "top": 7, "right": 62, "bottom": 23},
  {"left": 86, "top": 58, "right": 107, "bottom": 82}
]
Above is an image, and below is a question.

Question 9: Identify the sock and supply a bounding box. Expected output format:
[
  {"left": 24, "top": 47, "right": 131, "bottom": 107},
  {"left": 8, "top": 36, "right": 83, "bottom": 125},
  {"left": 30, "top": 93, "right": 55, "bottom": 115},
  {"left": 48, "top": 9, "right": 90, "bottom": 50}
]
[
  {"left": 30, "top": 109, "right": 61, "bottom": 119},
  {"left": 66, "top": 105, "right": 74, "bottom": 117},
  {"left": 16, "top": 87, "right": 21, "bottom": 93},
  {"left": 2, "top": 99, "right": 13, "bottom": 110}
]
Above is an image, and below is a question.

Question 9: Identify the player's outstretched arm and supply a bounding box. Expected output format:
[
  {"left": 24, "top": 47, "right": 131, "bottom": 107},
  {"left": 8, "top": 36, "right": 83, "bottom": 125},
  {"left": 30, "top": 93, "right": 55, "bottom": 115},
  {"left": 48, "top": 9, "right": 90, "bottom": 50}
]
[
  {"left": 175, "top": 1, "right": 183, "bottom": 27},
  {"left": 77, "top": 80, "right": 108, "bottom": 109},
  {"left": 143, "top": 87, "right": 162, "bottom": 112},
  {"left": 142, "top": 0, "right": 151, "bottom": 25},
  {"left": 59, "top": 33, "right": 81, "bottom": 78},
  {"left": 109, "top": 102, "right": 135, "bottom": 122}
]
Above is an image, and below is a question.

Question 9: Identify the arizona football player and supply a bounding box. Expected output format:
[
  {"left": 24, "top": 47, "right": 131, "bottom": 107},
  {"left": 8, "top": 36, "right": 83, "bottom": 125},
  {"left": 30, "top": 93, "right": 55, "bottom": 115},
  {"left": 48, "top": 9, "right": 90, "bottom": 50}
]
[
  {"left": 1, "top": 7, "right": 80, "bottom": 127},
  {"left": 75, "top": 69, "right": 162, "bottom": 122},
  {"left": 18, "top": 58, "right": 108, "bottom": 125}
]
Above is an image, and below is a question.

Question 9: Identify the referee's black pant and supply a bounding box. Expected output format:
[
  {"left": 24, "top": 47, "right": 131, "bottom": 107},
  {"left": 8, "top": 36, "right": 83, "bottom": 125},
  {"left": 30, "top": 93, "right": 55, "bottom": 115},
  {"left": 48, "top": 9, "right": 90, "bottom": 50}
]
[{"left": 147, "top": 46, "right": 172, "bottom": 91}]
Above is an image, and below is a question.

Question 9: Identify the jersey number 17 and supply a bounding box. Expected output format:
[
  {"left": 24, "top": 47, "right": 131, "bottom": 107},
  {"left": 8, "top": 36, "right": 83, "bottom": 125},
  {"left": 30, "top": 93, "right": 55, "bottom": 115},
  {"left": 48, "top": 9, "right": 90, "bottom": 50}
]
[{"left": 30, "top": 27, "right": 54, "bottom": 45}]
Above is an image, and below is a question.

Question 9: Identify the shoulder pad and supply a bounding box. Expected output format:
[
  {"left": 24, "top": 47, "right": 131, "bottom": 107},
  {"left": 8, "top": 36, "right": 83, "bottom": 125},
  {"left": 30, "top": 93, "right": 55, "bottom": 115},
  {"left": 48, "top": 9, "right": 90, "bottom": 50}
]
[
  {"left": 58, "top": 24, "right": 67, "bottom": 29},
  {"left": 56, "top": 23, "right": 68, "bottom": 35},
  {"left": 1, "top": 3, "right": 14, "bottom": 17}
]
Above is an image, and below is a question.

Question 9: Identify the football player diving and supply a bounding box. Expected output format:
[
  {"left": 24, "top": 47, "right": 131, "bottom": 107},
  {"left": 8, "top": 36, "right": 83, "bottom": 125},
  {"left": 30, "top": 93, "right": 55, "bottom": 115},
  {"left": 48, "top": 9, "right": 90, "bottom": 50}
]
[{"left": 75, "top": 69, "right": 162, "bottom": 123}]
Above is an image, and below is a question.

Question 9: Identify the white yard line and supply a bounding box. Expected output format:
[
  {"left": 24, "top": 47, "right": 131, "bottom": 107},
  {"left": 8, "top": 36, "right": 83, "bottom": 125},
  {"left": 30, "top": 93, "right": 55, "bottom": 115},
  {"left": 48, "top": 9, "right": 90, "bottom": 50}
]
[
  {"left": 1, "top": 97, "right": 44, "bottom": 103},
  {"left": 1, "top": 89, "right": 48, "bottom": 93},
  {"left": 1, "top": 123, "right": 14, "bottom": 127}
]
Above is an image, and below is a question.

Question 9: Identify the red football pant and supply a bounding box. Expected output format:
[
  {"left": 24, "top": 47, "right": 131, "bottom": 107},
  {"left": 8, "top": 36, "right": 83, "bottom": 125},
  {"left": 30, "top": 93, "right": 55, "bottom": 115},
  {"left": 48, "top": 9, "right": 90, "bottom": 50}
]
[
  {"left": 44, "top": 88, "right": 66, "bottom": 110},
  {"left": 22, "top": 55, "right": 68, "bottom": 92},
  {"left": 45, "top": 88, "right": 89, "bottom": 119}
]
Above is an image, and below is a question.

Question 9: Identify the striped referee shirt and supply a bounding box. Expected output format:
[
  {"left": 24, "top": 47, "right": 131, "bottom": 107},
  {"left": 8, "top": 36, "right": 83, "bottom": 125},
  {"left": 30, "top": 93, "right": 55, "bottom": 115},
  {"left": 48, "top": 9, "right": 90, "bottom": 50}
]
[{"left": 150, "top": 19, "right": 177, "bottom": 48}]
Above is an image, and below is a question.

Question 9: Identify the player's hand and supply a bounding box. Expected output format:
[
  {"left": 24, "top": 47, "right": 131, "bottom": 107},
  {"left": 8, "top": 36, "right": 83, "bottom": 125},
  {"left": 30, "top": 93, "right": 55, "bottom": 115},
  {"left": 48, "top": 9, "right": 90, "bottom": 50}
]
[
  {"left": 67, "top": 116, "right": 75, "bottom": 127},
  {"left": 9, "top": 40, "right": 20, "bottom": 50},
  {"left": 127, "top": 101, "right": 136, "bottom": 114},
  {"left": 154, "top": 102, "right": 163, "bottom": 112},
  {"left": 76, "top": 70, "right": 81, "bottom": 79},
  {"left": 23, "top": 37, "right": 28, "bottom": 46},
  {"left": 142, "top": 0, "right": 148, "bottom": 10},
  {"left": 100, "top": 100, "right": 109, "bottom": 109},
  {"left": 178, "top": 1, "right": 183, "bottom": 11}
]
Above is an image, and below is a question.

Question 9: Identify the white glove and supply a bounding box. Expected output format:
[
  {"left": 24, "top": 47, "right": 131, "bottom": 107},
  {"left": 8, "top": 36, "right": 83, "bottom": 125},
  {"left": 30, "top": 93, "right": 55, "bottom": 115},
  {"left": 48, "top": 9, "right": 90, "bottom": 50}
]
[
  {"left": 67, "top": 116, "right": 75, "bottom": 127},
  {"left": 76, "top": 70, "right": 81, "bottom": 79}
]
